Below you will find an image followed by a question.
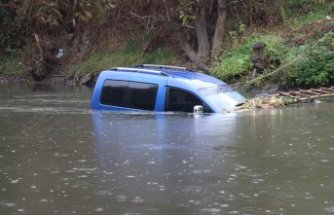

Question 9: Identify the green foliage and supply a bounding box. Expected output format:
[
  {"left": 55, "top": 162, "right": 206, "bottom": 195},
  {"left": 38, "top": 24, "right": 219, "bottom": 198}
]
[
  {"left": 287, "top": 45, "right": 334, "bottom": 87},
  {"left": 263, "top": 36, "right": 288, "bottom": 67},
  {"left": 66, "top": 41, "right": 180, "bottom": 76},
  {"left": 256, "top": 32, "right": 334, "bottom": 88},
  {"left": 216, "top": 27, "right": 334, "bottom": 89},
  {"left": 280, "top": 0, "right": 330, "bottom": 35},
  {"left": 177, "top": 0, "right": 197, "bottom": 25},
  {"left": 0, "top": 52, "right": 24, "bottom": 75},
  {"left": 228, "top": 22, "right": 246, "bottom": 46},
  {"left": 283, "top": 0, "right": 327, "bottom": 18},
  {"left": 213, "top": 35, "right": 288, "bottom": 82},
  {"left": 0, "top": 2, "right": 24, "bottom": 52},
  {"left": 17, "top": 0, "right": 114, "bottom": 34},
  {"left": 179, "top": 11, "right": 196, "bottom": 25},
  {"left": 213, "top": 54, "right": 252, "bottom": 81}
]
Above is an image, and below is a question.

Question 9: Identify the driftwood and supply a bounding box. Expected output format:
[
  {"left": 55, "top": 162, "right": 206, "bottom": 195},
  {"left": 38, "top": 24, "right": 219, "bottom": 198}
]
[
  {"left": 277, "top": 87, "right": 334, "bottom": 102},
  {"left": 238, "top": 96, "right": 299, "bottom": 110},
  {"left": 238, "top": 86, "right": 334, "bottom": 110}
]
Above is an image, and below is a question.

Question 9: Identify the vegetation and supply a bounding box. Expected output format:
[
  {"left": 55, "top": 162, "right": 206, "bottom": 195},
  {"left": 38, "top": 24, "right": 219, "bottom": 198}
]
[
  {"left": 241, "top": 20, "right": 334, "bottom": 89},
  {"left": 0, "top": 52, "right": 24, "bottom": 75},
  {"left": 212, "top": 0, "right": 334, "bottom": 90},
  {"left": 285, "top": 33, "right": 334, "bottom": 88},
  {"left": 0, "top": 0, "right": 334, "bottom": 90},
  {"left": 0, "top": 1, "right": 23, "bottom": 52},
  {"left": 213, "top": 35, "right": 288, "bottom": 82},
  {"left": 66, "top": 41, "right": 180, "bottom": 78}
]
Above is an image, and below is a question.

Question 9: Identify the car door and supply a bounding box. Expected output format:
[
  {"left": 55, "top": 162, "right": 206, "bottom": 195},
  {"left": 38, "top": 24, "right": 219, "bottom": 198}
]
[
  {"left": 164, "top": 87, "right": 212, "bottom": 113},
  {"left": 129, "top": 74, "right": 167, "bottom": 112}
]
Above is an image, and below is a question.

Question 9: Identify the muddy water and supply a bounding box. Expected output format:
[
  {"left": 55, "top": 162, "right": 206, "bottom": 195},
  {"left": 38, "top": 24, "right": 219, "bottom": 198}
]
[{"left": 1, "top": 85, "right": 334, "bottom": 215}]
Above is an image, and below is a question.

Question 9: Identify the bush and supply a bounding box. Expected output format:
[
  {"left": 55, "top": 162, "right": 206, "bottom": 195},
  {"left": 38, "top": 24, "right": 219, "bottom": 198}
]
[
  {"left": 0, "top": 52, "right": 24, "bottom": 75},
  {"left": 288, "top": 46, "right": 334, "bottom": 87},
  {"left": 213, "top": 35, "right": 288, "bottom": 82},
  {"left": 280, "top": 32, "right": 334, "bottom": 88},
  {"left": 0, "top": 3, "right": 24, "bottom": 52},
  {"left": 213, "top": 54, "right": 252, "bottom": 81},
  {"left": 66, "top": 41, "right": 180, "bottom": 76},
  {"left": 283, "top": 0, "right": 326, "bottom": 18}
]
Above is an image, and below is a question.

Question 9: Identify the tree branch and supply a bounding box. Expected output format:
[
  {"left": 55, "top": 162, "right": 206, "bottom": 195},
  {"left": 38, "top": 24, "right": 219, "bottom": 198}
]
[
  {"left": 182, "top": 40, "right": 198, "bottom": 63},
  {"left": 162, "top": 0, "right": 171, "bottom": 22}
]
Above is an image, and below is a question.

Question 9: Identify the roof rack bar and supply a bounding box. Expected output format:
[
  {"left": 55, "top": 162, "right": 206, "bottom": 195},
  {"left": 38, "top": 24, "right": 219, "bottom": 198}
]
[
  {"left": 110, "top": 67, "right": 170, "bottom": 77},
  {"left": 135, "top": 64, "right": 188, "bottom": 71}
]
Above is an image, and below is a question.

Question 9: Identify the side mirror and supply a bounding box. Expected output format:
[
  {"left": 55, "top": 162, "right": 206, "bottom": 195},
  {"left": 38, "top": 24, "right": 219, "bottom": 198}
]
[{"left": 193, "top": 105, "right": 204, "bottom": 114}]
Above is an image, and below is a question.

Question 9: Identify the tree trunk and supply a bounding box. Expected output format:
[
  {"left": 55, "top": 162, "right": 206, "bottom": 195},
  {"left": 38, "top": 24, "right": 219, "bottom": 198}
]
[
  {"left": 180, "top": 0, "right": 228, "bottom": 71},
  {"left": 182, "top": 7, "right": 210, "bottom": 69},
  {"left": 194, "top": 7, "right": 210, "bottom": 63},
  {"left": 211, "top": 0, "right": 227, "bottom": 60}
]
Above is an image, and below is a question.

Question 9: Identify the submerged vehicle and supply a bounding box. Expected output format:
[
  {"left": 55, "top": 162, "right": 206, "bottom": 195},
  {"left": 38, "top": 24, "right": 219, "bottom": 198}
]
[{"left": 91, "top": 64, "right": 246, "bottom": 113}]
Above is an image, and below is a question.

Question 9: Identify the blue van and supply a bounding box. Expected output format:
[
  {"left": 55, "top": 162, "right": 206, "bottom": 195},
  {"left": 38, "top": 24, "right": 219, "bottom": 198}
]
[{"left": 91, "top": 64, "right": 246, "bottom": 113}]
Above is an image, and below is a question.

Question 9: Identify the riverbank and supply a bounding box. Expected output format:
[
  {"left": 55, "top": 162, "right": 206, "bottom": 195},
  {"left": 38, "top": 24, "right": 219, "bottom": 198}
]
[{"left": 1, "top": 2, "right": 333, "bottom": 92}]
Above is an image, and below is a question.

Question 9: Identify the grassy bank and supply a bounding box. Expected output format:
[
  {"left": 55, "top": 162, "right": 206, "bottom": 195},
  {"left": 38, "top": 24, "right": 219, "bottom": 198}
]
[
  {"left": 65, "top": 41, "right": 181, "bottom": 78},
  {"left": 0, "top": 41, "right": 181, "bottom": 82},
  {"left": 0, "top": 52, "right": 24, "bottom": 76},
  {"left": 1, "top": 2, "right": 333, "bottom": 90},
  {"left": 212, "top": 3, "right": 334, "bottom": 89}
]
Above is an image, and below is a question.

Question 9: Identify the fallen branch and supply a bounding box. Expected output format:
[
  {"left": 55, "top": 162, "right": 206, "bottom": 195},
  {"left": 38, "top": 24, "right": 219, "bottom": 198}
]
[{"left": 237, "top": 96, "right": 300, "bottom": 110}]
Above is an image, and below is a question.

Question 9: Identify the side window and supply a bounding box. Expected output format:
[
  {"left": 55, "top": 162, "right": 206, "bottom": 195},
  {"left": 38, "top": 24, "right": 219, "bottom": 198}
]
[
  {"left": 101, "top": 80, "right": 158, "bottom": 111},
  {"left": 101, "top": 80, "right": 128, "bottom": 107},
  {"left": 130, "top": 82, "right": 158, "bottom": 110},
  {"left": 165, "top": 88, "right": 209, "bottom": 113}
]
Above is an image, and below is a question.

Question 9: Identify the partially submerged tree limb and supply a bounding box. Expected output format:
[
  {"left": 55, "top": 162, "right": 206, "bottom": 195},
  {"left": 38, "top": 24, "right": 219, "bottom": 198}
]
[{"left": 237, "top": 96, "right": 300, "bottom": 110}]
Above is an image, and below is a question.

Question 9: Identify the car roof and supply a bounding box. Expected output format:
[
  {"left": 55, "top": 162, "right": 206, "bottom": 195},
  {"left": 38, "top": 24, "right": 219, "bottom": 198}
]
[{"left": 107, "top": 64, "right": 227, "bottom": 90}]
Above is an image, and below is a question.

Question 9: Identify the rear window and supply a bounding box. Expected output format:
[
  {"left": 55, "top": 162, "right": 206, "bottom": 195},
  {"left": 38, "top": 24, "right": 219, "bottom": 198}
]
[{"left": 101, "top": 80, "right": 158, "bottom": 111}]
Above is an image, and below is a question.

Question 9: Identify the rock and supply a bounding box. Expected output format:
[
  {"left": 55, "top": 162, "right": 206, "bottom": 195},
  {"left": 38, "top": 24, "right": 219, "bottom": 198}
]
[{"left": 251, "top": 41, "right": 269, "bottom": 78}]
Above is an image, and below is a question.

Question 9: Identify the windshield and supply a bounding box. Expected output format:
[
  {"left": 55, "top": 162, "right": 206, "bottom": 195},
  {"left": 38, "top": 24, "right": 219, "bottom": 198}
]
[
  {"left": 198, "top": 85, "right": 245, "bottom": 112},
  {"left": 197, "top": 84, "right": 233, "bottom": 96}
]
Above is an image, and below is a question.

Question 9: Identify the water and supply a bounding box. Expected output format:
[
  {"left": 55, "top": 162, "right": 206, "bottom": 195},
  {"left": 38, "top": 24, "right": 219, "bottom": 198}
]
[{"left": 1, "top": 84, "right": 334, "bottom": 215}]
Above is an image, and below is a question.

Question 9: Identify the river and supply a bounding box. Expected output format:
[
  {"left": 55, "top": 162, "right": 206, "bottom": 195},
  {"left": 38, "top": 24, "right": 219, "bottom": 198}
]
[{"left": 1, "top": 84, "right": 334, "bottom": 215}]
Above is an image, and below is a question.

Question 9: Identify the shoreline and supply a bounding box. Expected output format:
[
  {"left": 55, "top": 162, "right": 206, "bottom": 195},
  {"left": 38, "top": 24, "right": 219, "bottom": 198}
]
[{"left": 0, "top": 74, "right": 76, "bottom": 86}]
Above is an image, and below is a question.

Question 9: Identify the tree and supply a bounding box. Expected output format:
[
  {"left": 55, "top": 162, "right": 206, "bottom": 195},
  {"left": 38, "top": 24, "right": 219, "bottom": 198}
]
[
  {"left": 175, "top": 0, "right": 228, "bottom": 71},
  {"left": 181, "top": 0, "right": 227, "bottom": 70}
]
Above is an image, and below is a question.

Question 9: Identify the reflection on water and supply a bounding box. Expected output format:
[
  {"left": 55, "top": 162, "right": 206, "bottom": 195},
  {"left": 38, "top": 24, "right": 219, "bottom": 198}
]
[{"left": 1, "top": 84, "right": 334, "bottom": 214}]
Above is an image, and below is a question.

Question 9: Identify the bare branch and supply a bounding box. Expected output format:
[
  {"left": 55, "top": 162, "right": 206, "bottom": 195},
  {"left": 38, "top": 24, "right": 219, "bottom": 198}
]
[{"left": 162, "top": 0, "right": 171, "bottom": 22}]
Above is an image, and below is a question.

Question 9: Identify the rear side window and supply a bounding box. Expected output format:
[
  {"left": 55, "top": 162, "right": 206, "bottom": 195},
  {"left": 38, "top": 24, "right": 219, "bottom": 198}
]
[
  {"left": 101, "top": 80, "right": 158, "bottom": 111},
  {"left": 165, "top": 88, "right": 210, "bottom": 113}
]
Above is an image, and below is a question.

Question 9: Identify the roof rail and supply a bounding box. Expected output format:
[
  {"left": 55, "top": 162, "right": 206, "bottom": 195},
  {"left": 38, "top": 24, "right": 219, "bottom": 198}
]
[
  {"left": 109, "top": 67, "right": 170, "bottom": 77},
  {"left": 135, "top": 64, "right": 189, "bottom": 71}
]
